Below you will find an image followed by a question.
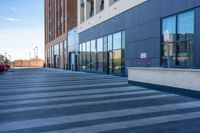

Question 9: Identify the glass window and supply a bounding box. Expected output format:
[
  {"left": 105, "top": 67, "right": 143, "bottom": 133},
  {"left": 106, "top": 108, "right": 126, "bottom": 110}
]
[
  {"left": 177, "top": 11, "right": 194, "bottom": 41},
  {"left": 113, "top": 49, "right": 122, "bottom": 74},
  {"left": 97, "top": 38, "right": 103, "bottom": 72},
  {"left": 161, "top": 10, "right": 194, "bottom": 68},
  {"left": 53, "top": 44, "right": 60, "bottom": 68},
  {"left": 113, "top": 32, "right": 122, "bottom": 50},
  {"left": 91, "top": 40, "right": 96, "bottom": 71},
  {"left": 108, "top": 35, "right": 112, "bottom": 51},
  {"left": 162, "top": 43, "right": 175, "bottom": 67},
  {"left": 162, "top": 16, "right": 176, "bottom": 43},
  {"left": 68, "top": 28, "right": 78, "bottom": 47},
  {"left": 86, "top": 41, "right": 91, "bottom": 70},
  {"left": 82, "top": 43, "right": 86, "bottom": 69},
  {"left": 103, "top": 36, "right": 108, "bottom": 73},
  {"left": 60, "top": 42, "right": 63, "bottom": 68},
  {"left": 79, "top": 43, "right": 82, "bottom": 69},
  {"left": 176, "top": 41, "right": 193, "bottom": 66},
  {"left": 121, "top": 31, "right": 125, "bottom": 73}
]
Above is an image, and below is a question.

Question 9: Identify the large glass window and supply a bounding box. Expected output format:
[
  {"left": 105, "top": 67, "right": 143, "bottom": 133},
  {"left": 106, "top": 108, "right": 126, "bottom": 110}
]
[
  {"left": 53, "top": 44, "right": 60, "bottom": 68},
  {"left": 86, "top": 41, "right": 91, "bottom": 70},
  {"left": 82, "top": 43, "right": 86, "bottom": 69},
  {"left": 121, "top": 31, "right": 125, "bottom": 73},
  {"left": 178, "top": 11, "right": 194, "bottom": 41},
  {"left": 113, "top": 32, "right": 122, "bottom": 50},
  {"left": 103, "top": 36, "right": 108, "bottom": 72},
  {"left": 107, "top": 35, "right": 113, "bottom": 74},
  {"left": 97, "top": 38, "right": 103, "bottom": 72},
  {"left": 79, "top": 31, "right": 125, "bottom": 75},
  {"left": 79, "top": 43, "right": 82, "bottom": 70},
  {"left": 91, "top": 40, "right": 96, "bottom": 71},
  {"left": 162, "top": 16, "right": 176, "bottom": 43},
  {"left": 162, "top": 11, "right": 194, "bottom": 68},
  {"left": 113, "top": 32, "right": 122, "bottom": 74}
]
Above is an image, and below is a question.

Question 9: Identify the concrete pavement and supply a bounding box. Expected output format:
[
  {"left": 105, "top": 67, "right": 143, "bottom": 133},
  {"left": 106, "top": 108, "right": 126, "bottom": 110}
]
[{"left": 0, "top": 68, "right": 200, "bottom": 133}]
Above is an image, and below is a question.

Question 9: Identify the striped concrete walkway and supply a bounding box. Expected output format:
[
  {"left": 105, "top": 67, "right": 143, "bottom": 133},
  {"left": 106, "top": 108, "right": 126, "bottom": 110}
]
[{"left": 0, "top": 68, "right": 200, "bottom": 133}]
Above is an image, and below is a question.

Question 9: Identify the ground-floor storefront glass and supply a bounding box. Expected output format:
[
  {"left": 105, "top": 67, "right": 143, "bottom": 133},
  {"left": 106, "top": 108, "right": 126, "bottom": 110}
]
[
  {"left": 79, "top": 31, "right": 125, "bottom": 75},
  {"left": 162, "top": 10, "right": 194, "bottom": 68}
]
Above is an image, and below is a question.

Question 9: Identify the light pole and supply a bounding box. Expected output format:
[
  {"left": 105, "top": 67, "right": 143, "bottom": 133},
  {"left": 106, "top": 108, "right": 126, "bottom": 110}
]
[
  {"left": 33, "top": 48, "right": 36, "bottom": 59},
  {"left": 35, "top": 46, "right": 38, "bottom": 59},
  {"left": 29, "top": 52, "right": 32, "bottom": 60}
]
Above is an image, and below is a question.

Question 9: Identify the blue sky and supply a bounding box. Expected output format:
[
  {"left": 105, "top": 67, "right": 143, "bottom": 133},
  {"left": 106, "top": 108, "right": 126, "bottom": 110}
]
[{"left": 0, "top": 0, "right": 44, "bottom": 60}]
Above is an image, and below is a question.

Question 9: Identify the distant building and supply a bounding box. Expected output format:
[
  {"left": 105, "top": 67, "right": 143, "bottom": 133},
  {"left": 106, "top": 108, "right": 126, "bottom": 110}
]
[{"left": 44, "top": 0, "right": 78, "bottom": 70}]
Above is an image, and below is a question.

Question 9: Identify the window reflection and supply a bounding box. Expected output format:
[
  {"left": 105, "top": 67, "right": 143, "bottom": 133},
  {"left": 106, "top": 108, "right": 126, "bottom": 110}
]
[
  {"left": 79, "top": 31, "right": 125, "bottom": 75},
  {"left": 178, "top": 11, "right": 194, "bottom": 41},
  {"left": 82, "top": 43, "right": 86, "bottom": 69},
  {"left": 91, "top": 40, "right": 96, "bottom": 71},
  {"left": 162, "top": 16, "right": 176, "bottom": 43},
  {"left": 86, "top": 41, "right": 91, "bottom": 70},
  {"left": 97, "top": 38, "right": 103, "bottom": 72},
  {"left": 162, "top": 11, "right": 194, "bottom": 68}
]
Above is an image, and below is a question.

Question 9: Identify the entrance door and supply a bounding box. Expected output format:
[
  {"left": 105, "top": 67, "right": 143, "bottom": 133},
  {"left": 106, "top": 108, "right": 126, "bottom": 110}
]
[
  {"left": 107, "top": 51, "right": 113, "bottom": 74},
  {"left": 69, "top": 52, "right": 78, "bottom": 71},
  {"left": 53, "top": 55, "right": 57, "bottom": 68}
]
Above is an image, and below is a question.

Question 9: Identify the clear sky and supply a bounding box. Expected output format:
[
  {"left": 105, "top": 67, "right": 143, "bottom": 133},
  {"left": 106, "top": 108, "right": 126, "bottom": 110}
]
[{"left": 0, "top": 0, "right": 44, "bottom": 60}]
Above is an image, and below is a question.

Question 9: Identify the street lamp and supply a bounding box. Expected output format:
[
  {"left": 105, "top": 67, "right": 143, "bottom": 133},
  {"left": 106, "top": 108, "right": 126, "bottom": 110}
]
[
  {"left": 35, "top": 46, "right": 38, "bottom": 59},
  {"left": 29, "top": 52, "right": 32, "bottom": 60}
]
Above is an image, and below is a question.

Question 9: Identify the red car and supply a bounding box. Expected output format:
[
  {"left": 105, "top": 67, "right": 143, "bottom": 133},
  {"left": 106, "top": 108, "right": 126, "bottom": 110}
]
[{"left": 0, "top": 63, "right": 6, "bottom": 72}]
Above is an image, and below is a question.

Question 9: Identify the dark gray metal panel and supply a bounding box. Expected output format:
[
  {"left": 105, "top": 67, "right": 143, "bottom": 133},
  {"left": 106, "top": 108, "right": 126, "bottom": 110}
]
[
  {"left": 124, "top": 7, "right": 138, "bottom": 29},
  {"left": 173, "top": 0, "right": 187, "bottom": 13},
  {"left": 187, "top": 0, "right": 200, "bottom": 9},
  {"left": 126, "top": 26, "right": 139, "bottom": 43},
  {"left": 125, "top": 42, "right": 138, "bottom": 59},
  {"left": 137, "top": 2, "right": 150, "bottom": 25},
  {"left": 149, "top": 0, "right": 161, "bottom": 21},
  {"left": 149, "top": 20, "right": 161, "bottom": 38},
  {"left": 138, "top": 23, "right": 149, "bottom": 40},
  {"left": 145, "top": 37, "right": 161, "bottom": 58},
  {"left": 160, "top": 0, "right": 174, "bottom": 17}
]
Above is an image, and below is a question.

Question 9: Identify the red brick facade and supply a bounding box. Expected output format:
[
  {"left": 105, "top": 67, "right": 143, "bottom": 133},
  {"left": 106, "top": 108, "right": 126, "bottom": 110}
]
[{"left": 44, "top": 0, "right": 77, "bottom": 69}]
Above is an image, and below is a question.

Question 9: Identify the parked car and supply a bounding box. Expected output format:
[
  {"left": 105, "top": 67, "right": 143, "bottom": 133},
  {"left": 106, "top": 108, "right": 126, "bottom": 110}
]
[{"left": 0, "top": 63, "right": 6, "bottom": 72}]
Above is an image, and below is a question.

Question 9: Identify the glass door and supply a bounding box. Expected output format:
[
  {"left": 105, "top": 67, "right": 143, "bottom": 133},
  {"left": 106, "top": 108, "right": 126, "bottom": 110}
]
[{"left": 108, "top": 51, "right": 113, "bottom": 74}]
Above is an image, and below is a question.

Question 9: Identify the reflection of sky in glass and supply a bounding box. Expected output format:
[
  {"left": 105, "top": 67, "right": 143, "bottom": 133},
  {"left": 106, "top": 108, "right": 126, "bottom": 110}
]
[
  {"left": 178, "top": 11, "right": 194, "bottom": 34},
  {"left": 97, "top": 38, "right": 103, "bottom": 52},
  {"left": 91, "top": 40, "right": 96, "bottom": 52},
  {"left": 162, "top": 16, "right": 176, "bottom": 42},
  {"left": 113, "top": 32, "right": 122, "bottom": 50},
  {"left": 68, "top": 28, "right": 78, "bottom": 47}
]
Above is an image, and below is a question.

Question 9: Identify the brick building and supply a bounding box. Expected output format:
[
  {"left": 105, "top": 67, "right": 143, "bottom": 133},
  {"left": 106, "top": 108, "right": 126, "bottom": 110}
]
[{"left": 44, "top": 0, "right": 77, "bottom": 69}]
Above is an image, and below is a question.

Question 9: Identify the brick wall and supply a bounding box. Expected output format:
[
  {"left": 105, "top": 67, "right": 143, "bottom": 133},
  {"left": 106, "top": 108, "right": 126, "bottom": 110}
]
[
  {"left": 14, "top": 60, "right": 44, "bottom": 67},
  {"left": 67, "top": 0, "right": 77, "bottom": 31}
]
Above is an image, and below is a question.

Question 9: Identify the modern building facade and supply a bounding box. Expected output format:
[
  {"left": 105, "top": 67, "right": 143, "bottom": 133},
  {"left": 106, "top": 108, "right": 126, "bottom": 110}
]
[
  {"left": 45, "top": 0, "right": 77, "bottom": 70},
  {"left": 77, "top": 0, "right": 200, "bottom": 75}
]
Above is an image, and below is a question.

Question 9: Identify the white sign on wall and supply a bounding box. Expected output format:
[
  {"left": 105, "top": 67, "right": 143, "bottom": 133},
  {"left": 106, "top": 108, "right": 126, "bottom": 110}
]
[{"left": 140, "top": 52, "right": 147, "bottom": 59}]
